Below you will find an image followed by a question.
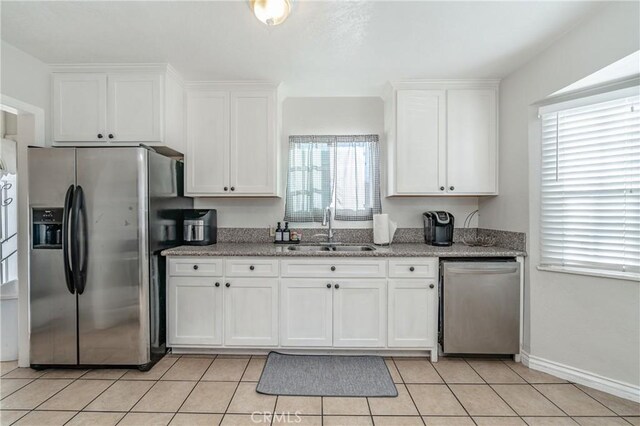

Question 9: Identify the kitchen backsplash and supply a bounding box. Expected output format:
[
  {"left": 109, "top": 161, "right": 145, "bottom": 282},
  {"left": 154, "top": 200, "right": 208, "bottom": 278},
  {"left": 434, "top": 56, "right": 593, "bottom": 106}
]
[{"left": 216, "top": 227, "right": 526, "bottom": 252}]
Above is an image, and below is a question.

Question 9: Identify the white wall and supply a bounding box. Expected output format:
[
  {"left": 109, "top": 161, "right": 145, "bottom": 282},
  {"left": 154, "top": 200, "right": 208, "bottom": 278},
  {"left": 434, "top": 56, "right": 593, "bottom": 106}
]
[
  {"left": 0, "top": 41, "right": 51, "bottom": 143},
  {"left": 196, "top": 97, "right": 479, "bottom": 229},
  {"left": 479, "top": 1, "right": 640, "bottom": 394}
]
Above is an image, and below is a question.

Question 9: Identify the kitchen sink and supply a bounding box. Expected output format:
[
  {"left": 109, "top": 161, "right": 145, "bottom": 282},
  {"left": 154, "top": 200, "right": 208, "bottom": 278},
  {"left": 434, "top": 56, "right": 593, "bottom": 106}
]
[
  {"left": 287, "top": 244, "right": 376, "bottom": 252},
  {"left": 332, "top": 245, "right": 376, "bottom": 252},
  {"left": 287, "top": 245, "right": 333, "bottom": 252}
]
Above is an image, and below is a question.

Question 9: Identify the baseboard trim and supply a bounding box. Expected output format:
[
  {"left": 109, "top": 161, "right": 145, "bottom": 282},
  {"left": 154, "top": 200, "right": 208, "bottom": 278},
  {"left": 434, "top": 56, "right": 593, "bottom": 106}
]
[{"left": 521, "top": 351, "right": 640, "bottom": 403}]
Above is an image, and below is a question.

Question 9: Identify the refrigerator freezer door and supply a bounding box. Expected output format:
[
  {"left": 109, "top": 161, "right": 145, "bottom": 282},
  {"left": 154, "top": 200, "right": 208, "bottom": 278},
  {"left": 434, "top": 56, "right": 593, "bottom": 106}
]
[
  {"left": 76, "top": 148, "right": 149, "bottom": 365},
  {"left": 443, "top": 262, "right": 520, "bottom": 354},
  {"left": 29, "top": 147, "right": 78, "bottom": 365}
]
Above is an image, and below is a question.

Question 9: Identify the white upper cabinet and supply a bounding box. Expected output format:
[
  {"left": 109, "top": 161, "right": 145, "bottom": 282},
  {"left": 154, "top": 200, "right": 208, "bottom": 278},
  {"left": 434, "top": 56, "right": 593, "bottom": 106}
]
[
  {"left": 53, "top": 73, "right": 107, "bottom": 142},
  {"left": 107, "top": 74, "right": 162, "bottom": 143},
  {"left": 395, "top": 90, "right": 445, "bottom": 194},
  {"left": 186, "top": 91, "right": 229, "bottom": 194},
  {"left": 446, "top": 89, "right": 497, "bottom": 194},
  {"left": 230, "top": 91, "right": 276, "bottom": 195},
  {"left": 185, "top": 83, "right": 279, "bottom": 197},
  {"left": 52, "top": 65, "right": 184, "bottom": 153},
  {"left": 387, "top": 81, "right": 498, "bottom": 196}
]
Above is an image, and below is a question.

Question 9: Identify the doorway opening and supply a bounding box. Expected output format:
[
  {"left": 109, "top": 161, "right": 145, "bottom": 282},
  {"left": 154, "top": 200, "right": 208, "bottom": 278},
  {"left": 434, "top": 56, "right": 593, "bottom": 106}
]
[{"left": 0, "top": 109, "right": 19, "bottom": 361}]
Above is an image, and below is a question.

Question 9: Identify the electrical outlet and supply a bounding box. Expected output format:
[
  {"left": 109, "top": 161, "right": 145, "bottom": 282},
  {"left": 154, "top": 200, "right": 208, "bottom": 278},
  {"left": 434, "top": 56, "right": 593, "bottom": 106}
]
[{"left": 269, "top": 225, "right": 275, "bottom": 237}]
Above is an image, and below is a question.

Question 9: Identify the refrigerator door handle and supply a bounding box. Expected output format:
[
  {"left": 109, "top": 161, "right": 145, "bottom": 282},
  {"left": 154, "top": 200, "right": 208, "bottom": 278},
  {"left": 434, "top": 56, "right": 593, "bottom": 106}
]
[
  {"left": 79, "top": 186, "right": 88, "bottom": 294},
  {"left": 62, "top": 185, "right": 75, "bottom": 294},
  {"left": 71, "top": 186, "right": 88, "bottom": 294}
]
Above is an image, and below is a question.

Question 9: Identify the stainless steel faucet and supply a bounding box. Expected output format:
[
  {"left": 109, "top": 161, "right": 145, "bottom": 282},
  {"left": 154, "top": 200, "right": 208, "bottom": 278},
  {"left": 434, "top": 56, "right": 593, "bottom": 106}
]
[{"left": 313, "top": 207, "right": 334, "bottom": 243}]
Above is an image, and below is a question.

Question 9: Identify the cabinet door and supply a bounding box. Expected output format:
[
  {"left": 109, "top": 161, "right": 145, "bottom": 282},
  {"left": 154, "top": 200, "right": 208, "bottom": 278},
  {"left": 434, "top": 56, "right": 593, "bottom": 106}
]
[
  {"left": 224, "top": 278, "right": 278, "bottom": 346},
  {"left": 394, "top": 90, "right": 445, "bottom": 194},
  {"left": 186, "top": 91, "right": 230, "bottom": 194},
  {"left": 333, "top": 279, "right": 386, "bottom": 347},
  {"left": 168, "top": 277, "right": 223, "bottom": 346},
  {"left": 53, "top": 73, "right": 107, "bottom": 142},
  {"left": 281, "top": 279, "right": 333, "bottom": 347},
  {"left": 446, "top": 89, "right": 497, "bottom": 194},
  {"left": 388, "top": 280, "right": 437, "bottom": 348},
  {"left": 229, "top": 91, "right": 276, "bottom": 195},
  {"left": 107, "top": 74, "right": 162, "bottom": 142}
]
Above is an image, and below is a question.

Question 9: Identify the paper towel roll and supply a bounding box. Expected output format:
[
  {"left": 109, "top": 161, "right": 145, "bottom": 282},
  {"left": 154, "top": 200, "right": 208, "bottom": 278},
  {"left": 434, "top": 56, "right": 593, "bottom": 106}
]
[{"left": 374, "top": 214, "right": 397, "bottom": 245}]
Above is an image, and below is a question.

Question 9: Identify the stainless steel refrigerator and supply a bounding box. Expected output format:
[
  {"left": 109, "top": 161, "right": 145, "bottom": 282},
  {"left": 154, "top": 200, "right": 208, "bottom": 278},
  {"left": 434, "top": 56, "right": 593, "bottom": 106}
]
[{"left": 28, "top": 146, "right": 192, "bottom": 369}]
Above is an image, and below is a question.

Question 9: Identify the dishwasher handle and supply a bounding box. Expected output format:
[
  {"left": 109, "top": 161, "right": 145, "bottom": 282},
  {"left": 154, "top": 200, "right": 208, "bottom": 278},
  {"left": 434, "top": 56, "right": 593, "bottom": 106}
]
[{"left": 446, "top": 266, "right": 519, "bottom": 275}]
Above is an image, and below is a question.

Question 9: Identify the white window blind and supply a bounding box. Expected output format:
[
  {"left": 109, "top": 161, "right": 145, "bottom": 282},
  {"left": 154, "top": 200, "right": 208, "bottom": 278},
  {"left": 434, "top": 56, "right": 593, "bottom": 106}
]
[{"left": 540, "top": 88, "right": 640, "bottom": 276}]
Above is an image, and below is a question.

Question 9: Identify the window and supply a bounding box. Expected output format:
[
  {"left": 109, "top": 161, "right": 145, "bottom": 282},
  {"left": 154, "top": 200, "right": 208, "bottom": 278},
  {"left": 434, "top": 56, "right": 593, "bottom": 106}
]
[
  {"left": 285, "top": 135, "right": 381, "bottom": 222},
  {"left": 539, "top": 87, "right": 640, "bottom": 276}
]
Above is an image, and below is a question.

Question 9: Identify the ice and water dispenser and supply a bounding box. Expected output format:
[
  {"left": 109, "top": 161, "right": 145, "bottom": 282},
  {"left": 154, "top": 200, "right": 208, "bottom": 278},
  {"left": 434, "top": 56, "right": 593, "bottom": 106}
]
[{"left": 32, "top": 208, "right": 63, "bottom": 249}]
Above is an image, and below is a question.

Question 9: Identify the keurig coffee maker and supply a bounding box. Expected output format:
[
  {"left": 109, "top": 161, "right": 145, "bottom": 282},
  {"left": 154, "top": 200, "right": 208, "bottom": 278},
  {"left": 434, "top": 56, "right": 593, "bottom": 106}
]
[
  {"left": 183, "top": 209, "right": 217, "bottom": 245},
  {"left": 423, "top": 211, "right": 454, "bottom": 246}
]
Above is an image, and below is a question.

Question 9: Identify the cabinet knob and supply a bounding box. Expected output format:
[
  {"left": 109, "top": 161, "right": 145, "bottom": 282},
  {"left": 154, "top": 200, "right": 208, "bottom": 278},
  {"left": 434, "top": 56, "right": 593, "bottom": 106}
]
[
  {"left": 108, "top": 134, "right": 114, "bottom": 139},
  {"left": 330, "top": 266, "right": 336, "bottom": 271},
  {"left": 449, "top": 186, "right": 455, "bottom": 191},
  {"left": 326, "top": 283, "right": 332, "bottom": 289},
  {"left": 429, "top": 284, "right": 435, "bottom": 289},
  {"left": 97, "top": 133, "right": 103, "bottom": 139},
  {"left": 224, "top": 187, "right": 229, "bottom": 191},
  {"left": 334, "top": 284, "right": 340, "bottom": 289},
  {"left": 409, "top": 266, "right": 415, "bottom": 272},
  {"left": 250, "top": 265, "right": 255, "bottom": 271},
  {"left": 225, "top": 283, "right": 231, "bottom": 288},
  {"left": 230, "top": 187, "right": 235, "bottom": 191},
  {"left": 440, "top": 186, "right": 445, "bottom": 191},
  {"left": 193, "top": 265, "right": 198, "bottom": 270},
  {"left": 215, "top": 282, "right": 220, "bottom": 287}
]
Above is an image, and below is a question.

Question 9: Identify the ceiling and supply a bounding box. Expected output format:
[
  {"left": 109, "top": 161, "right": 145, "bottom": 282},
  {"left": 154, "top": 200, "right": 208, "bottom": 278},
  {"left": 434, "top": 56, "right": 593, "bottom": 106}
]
[{"left": 0, "top": 1, "right": 604, "bottom": 96}]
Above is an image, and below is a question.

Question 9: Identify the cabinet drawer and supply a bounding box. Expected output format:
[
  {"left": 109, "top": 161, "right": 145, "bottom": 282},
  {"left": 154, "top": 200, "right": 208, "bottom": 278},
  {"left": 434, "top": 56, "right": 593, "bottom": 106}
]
[
  {"left": 388, "top": 259, "right": 437, "bottom": 278},
  {"left": 169, "top": 258, "right": 223, "bottom": 277},
  {"left": 225, "top": 258, "right": 279, "bottom": 277},
  {"left": 281, "top": 259, "right": 387, "bottom": 278}
]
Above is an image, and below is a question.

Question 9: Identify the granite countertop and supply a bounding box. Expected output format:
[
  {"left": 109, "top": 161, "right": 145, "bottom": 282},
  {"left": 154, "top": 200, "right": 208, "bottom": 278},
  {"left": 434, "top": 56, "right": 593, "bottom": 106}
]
[{"left": 161, "top": 242, "right": 526, "bottom": 258}]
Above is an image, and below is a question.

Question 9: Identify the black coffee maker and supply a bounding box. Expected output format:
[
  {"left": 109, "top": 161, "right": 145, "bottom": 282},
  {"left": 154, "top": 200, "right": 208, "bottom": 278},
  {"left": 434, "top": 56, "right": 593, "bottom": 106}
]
[{"left": 423, "top": 211, "right": 454, "bottom": 246}]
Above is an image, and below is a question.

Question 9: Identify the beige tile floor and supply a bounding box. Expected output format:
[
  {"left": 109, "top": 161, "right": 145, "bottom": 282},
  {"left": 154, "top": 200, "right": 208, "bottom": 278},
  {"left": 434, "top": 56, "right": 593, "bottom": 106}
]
[{"left": 0, "top": 355, "right": 638, "bottom": 426}]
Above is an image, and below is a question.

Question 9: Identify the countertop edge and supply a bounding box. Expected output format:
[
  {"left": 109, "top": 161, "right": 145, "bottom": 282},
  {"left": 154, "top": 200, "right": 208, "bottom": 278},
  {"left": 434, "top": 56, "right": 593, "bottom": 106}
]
[{"left": 160, "top": 243, "right": 526, "bottom": 258}]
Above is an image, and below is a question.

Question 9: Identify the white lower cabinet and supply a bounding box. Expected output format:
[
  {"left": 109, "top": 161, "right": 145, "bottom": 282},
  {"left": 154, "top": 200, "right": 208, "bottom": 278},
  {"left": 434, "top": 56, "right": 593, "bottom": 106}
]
[
  {"left": 224, "top": 278, "right": 279, "bottom": 346},
  {"left": 168, "top": 277, "right": 223, "bottom": 346},
  {"left": 280, "top": 279, "right": 333, "bottom": 347},
  {"left": 388, "top": 279, "right": 438, "bottom": 349},
  {"left": 167, "top": 256, "right": 438, "bottom": 357},
  {"left": 333, "top": 280, "right": 387, "bottom": 348}
]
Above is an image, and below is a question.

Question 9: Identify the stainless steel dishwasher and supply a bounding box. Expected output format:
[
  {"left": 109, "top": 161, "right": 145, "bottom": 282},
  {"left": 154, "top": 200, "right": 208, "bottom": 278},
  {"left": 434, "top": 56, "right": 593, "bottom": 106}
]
[{"left": 440, "top": 260, "right": 520, "bottom": 355}]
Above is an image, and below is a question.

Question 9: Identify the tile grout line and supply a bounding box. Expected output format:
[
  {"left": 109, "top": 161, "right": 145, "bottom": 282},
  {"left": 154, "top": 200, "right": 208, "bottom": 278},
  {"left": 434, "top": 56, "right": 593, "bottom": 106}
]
[
  {"left": 30, "top": 369, "right": 88, "bottom": 412},
  {"left": 389, "top": 358, "right": 426, "bottom": 426},
  {"left": 424, "top": 357, "right": 478, "bottom": 426},
  {"left": 113, "top": 354, "right": 184, "bottom": 425},
  {"left": 460, "top": 357, "right": 525, "bottom": 419},
  {"left": 0, "top": 378, "right": 34, "bottom": 402},
  {"left": 270, "top": 394, "right": 278, "bottom": 426},
  {"left": 466, "top": 357, "right": 587, "bottom": 424},
  {"left": 571, "top": 382, "right": 625, "bottom": 417},
  {"left": 166, "top": 354, "right": 216, "bottom": 425},
  {"left": 61, "top": 373, "right": 129, "bottom": 426},
  {"left": 9, "top": 368, "right": 89, "bottom": 426},
  {"left": 220, "top": 354, "right": 253, "bottom": 424}
]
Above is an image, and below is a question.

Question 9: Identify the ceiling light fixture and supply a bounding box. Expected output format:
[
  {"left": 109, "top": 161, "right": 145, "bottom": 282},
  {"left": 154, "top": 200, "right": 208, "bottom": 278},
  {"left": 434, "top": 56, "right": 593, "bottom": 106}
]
[{"left": 251, "top": 0, "right": 291, "bottom": 26}]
